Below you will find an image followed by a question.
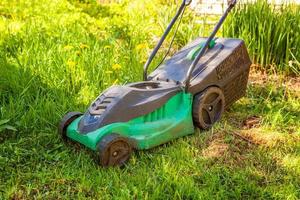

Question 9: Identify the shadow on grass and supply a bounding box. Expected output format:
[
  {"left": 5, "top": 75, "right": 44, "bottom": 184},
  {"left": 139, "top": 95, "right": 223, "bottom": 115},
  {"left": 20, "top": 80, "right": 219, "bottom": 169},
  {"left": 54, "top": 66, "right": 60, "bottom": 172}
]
[
  {"left": 0, "top": 55, "right": 87, "bottom": 137},
  {"left": 0, "top": 49, "right": 95, "bottom": 196}
]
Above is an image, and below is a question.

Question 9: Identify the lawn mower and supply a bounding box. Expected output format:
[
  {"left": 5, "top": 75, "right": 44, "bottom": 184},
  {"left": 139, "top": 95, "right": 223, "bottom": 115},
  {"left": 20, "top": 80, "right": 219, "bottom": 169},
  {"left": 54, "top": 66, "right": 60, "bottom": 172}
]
[{"left": 59, "top": 0, "right": 251, "bottom": 167}]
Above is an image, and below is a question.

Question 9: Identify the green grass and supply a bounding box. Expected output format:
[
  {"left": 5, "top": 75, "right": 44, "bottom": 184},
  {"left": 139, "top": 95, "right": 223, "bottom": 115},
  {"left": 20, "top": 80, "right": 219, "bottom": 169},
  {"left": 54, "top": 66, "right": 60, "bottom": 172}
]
[
  {"left": 224, "top": 1, "right": 300, "bottom": 75},
  {"left": 0, "top": 0, "right": 299, "bottom": 199}
]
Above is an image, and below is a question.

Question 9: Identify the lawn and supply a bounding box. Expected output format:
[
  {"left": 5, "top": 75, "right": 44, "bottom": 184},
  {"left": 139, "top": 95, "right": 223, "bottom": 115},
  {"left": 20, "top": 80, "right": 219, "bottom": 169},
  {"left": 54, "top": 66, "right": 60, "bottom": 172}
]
[{"left": 0, "top": 0, "right": 299, "bottom": 199}]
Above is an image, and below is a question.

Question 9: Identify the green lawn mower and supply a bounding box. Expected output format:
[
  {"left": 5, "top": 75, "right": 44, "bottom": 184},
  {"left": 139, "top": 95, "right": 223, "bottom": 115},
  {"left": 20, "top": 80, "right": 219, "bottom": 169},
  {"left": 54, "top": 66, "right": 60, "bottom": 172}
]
[{"left": 59, "top": 0, "right": 251, "bottom": 167}]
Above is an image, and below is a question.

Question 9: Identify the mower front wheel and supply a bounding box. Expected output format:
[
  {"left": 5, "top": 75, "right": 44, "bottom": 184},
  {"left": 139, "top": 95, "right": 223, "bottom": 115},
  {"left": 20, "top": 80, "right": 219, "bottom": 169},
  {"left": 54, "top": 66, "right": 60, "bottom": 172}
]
[
  {"left": 97, "top": 134, "right": 132, "bottom": 167},
  {"left": 59, "top": 111, "right": 82, "bottom": 140}
]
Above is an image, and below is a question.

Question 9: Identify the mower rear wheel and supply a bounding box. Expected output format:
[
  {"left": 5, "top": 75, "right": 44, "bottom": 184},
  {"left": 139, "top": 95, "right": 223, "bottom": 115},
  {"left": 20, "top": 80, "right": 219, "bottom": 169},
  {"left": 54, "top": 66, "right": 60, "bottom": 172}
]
[
  {"left": 59, "top": 111, "right": 82, "bottom": 139},
  {"left": 97, "top": 134, "right": 132, "bottom": 167},
  {"left": 193, "top": 87, "right": 225, "bottom": 129}
]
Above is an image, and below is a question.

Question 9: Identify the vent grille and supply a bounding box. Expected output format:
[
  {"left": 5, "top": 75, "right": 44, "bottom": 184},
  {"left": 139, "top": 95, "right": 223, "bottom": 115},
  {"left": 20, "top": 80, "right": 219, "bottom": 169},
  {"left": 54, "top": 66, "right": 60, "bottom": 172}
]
[
  {"left": 90, "top": 96, "right": 115, "bottom": 115},
  {"left": 144, "top": 105, "right": 166, "bottom": 122}
]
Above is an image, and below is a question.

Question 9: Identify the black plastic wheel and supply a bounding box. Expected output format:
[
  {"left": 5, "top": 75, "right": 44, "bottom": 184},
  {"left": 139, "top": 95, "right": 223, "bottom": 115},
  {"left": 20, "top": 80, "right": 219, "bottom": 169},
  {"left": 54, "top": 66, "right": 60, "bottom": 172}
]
[
  {"left": 58, "top": 111, "right": 82, "bottom": 139},
  {"left": 193, "top": 87, "right": 225, "bottom": 129},
  {"left": 97, "top": 134, "right": 132, "bottom": 167}
]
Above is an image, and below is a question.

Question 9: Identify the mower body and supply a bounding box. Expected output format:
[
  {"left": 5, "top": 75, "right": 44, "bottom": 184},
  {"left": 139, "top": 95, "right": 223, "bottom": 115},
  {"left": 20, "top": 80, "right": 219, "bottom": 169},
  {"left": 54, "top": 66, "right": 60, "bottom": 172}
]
[
  {"left": 67, "top": 87, "right": 194, "bottom": 150},
  {"left": 66, "top": 37, "right": 251, "bottom": 150}
]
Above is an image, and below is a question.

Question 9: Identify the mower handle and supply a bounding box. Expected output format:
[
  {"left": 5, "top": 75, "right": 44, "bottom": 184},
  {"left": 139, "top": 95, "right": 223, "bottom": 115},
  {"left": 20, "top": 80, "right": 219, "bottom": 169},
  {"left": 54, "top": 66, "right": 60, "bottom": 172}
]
[
  {"left": 143, "top": 0, "right": 190, "bottom": 81},
  {"left": 228, "top": 0, "right": 237, "bottom": 7},
  {"left": 184, "top": 0, "right": 237, "bottom": 91}
]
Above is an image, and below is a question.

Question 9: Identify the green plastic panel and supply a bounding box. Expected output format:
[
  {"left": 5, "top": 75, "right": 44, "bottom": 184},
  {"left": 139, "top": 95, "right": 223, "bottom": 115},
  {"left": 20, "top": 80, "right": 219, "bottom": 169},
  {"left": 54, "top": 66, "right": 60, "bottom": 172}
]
[
  {"left": 66, "top": 92, "right": 194, "bottom": 150},
  {"left": 186, "top": 39, "right": 216, "bottom": 60}
]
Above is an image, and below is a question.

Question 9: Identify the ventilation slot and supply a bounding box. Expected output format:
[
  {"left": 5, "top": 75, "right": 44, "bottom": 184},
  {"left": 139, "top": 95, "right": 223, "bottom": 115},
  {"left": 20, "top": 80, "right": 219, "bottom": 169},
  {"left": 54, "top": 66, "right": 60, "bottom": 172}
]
[
  {"left": 144, "top": 105, "right": 166, "bottom": 122},
  {"left": 102, "top": 97, "right": 115, "bottom": 103},
  {"left": 91, "top": 96, "right": 115, "bottom": 115},
  {"left": 98, "top": 102, "right": 110, "bottom": 109}
]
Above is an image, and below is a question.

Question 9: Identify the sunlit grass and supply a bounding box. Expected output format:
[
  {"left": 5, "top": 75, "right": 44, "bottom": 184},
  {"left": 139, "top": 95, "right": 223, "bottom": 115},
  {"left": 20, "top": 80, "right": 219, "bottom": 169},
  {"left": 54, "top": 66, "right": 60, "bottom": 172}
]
[
  {"left": 0, "top": 0, "right": 299, "bottom": 199},
  {"left": 224, "top": 0, "right": 300, "bottom": 75}
]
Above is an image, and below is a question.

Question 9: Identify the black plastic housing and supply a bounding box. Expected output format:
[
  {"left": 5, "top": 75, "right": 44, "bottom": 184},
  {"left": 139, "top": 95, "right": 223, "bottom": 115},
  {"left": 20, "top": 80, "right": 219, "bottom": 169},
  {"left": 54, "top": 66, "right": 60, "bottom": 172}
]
[{"left": 149, "top": 37, "right": 252, "bottom": 108}]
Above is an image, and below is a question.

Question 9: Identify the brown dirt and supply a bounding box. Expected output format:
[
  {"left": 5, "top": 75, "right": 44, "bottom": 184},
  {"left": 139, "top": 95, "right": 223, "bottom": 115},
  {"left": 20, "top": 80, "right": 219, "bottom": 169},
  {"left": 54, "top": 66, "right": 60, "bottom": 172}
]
[
  {"left": 201, "top": 131, "right": 255, "bottom": 167},
  {"left": 202, "top": 140, "right": 228, "bottom": 159},
  {"left": 242, "top": 115, "right": 262, "bottom": 129}
]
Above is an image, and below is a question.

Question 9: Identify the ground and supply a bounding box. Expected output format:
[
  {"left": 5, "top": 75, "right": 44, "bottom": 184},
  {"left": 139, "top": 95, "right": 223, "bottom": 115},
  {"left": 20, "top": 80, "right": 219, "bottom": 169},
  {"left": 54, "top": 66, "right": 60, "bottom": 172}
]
[{"left": 0, "top": 0, "right": 299, "bottom": 199}]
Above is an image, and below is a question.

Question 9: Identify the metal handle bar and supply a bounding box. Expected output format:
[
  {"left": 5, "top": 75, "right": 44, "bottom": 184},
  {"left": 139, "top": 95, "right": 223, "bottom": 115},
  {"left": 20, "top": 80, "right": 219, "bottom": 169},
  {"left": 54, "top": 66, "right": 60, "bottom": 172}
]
[
  {"left": 143, "top": 0, "right": 190, "bottom": 80},
  {"left": 184, "top": 0, "right": 237, "bottom": 91}
]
